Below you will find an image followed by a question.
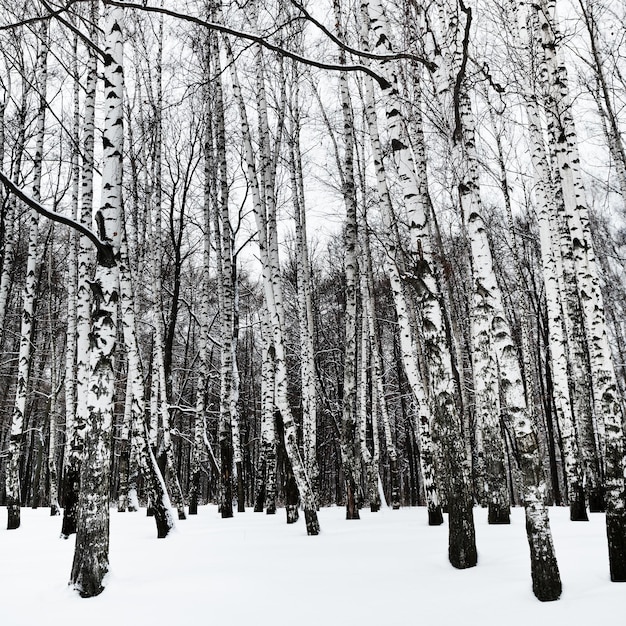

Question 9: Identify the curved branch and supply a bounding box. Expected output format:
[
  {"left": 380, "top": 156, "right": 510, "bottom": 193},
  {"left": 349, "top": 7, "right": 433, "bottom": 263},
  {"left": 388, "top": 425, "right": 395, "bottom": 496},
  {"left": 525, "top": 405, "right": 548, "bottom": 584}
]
[
  {"left": 289, "top": 0, "right": 436, "bottom": 71},
  {"left": 40, "top": 0, "right": 107, "bottom": 60},
  {"left": 0, "top": 170, "right": 106, "bottom": 253},
  {"left": 102, "top": 0, "right": 392, "bottom": 88},
  {"left": 0, "top": 0, "right": 79, "bottom": 31}
]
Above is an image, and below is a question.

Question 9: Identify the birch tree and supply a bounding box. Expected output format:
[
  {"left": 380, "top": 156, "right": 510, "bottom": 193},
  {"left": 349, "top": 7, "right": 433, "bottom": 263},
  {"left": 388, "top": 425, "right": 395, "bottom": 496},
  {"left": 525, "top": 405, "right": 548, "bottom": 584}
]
[
  {"left": 364, "top": 0, "right": 476, "bottom": 562},
  {"left": 529, "top": 0, "right": 626, "bottom": 580},
  {"left": 421, "top": 0, "right": 561, "bottom": 599},
  {"left": 5, "top": 20, "right": 48, "bottom": 530},
  {"left": 63, "top": 0, "right": 98, "bottom": 538},
  {"left": 69, "top": 6, "right": 124, "bottom": 596},
  {"left": 226, "top": 27, "right": 319, "bottom": 533}
]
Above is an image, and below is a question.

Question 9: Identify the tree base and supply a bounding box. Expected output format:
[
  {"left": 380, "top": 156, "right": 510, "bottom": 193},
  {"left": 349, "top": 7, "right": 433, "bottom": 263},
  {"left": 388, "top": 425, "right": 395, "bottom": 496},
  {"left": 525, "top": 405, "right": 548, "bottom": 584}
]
[
  {"left": 7, "top": 503, "right": 20, "bottom": 530},
  {"left": 153, "top": 502, "right": 175, "bottom": 539},
  {"left": 266, "top": 503, "right": 276, "bottom": 515},
  {"left": 488, "top": 503, "right": 511, "bottom": 525},
  {"left": 525, "top": 505, "right": 561, "bottom": 601},
  {"left": 428, "top": 506, "right": 444, "bottom": 526},
  {"left": 448, "top": 498, "right": 477, "bottom": 569},
  {"left": 569, "top": 485, "right": 588, "bottom": 521},
  {"left": 177, "top": 507, "right": 186, "bottom": 521},
  {"left": 61, "top": 489, "right": 79, "bottom": 536},
  {"left": 589, "top": 487, "right": 605, "bottom": 513},
  {"left": 305, "top": 509, "right": 320, "bottom": 535},
  {"left": 606, "top": 510, "right": 626, "bottom": 581},
  {"left": 286, "top": 505, "right": 299, "bottom": 524}
]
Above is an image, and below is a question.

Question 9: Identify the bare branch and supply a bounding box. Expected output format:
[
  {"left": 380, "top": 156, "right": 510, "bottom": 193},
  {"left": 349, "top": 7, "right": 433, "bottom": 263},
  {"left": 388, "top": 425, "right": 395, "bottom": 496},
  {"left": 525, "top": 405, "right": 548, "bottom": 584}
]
[
  {"left": 288, "top": 0, "right": 436, "bottom": 71},
  {"left": 0, "top": 170, "right": 106, "bottom": 253},
  {"left": 102, "top": 0, "right": 392, "bottom": 89}
]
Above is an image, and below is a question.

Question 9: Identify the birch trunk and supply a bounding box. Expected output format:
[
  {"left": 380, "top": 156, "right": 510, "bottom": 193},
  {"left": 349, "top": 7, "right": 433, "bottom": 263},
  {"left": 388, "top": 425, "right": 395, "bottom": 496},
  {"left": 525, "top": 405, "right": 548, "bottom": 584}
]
[
  {"left": 424, "top": 1, "right": 560, "bottom": 598},
  {"left": 226, "top": 35, "right": 319, "bottom": 534},
  {"left": 63, "top": 0, "right": 98, "bottom": 538},
  {"left": 119, "top": 213, "right": 175, "bottom": 538},
  {"left": 63, "top": 32, "right": 80, "bottom": 520},
  {"left": 6, "top": 22, "right": 48, "bottom": 530},
  {"left": 190, "top": 71, "right": 214, "bottom": 516},
  {"left": 458, "top": 89, "right": 560, "bottom": 599},
  {"left": 148, "top": 13, "right": 186, "bottom": 521},
  {"left": 0, "top": 81, "right": 23, "bottom": 345},
  {"left": 532, "top": 0, "right": 607, "bottom": 509},
  {"left": 255, "top": 309, "right": 278, "bottom": 514},
  {"left": 362, "top": 220, "right": 400, "bottom": 509},
  {"left": 368, "top": 0, "right": 476, "bottom": 556},
  {"left": 520, "top": 81, "right": 587, "bottom": 520},
  {"left": 531, "top": 0, "right": 626, "bottom": 578},
  {"left": 287, "top": 69, "right": 319, "bottom": 502},
  {"left": 47, "top": 236, "right": 61, "bottom": 516},
  {"left": 334, "top": 0, "right": 362, "bottom": 520},
  {"left": 357, "top": 308, "right": 381, "bottom": 511},
  {"left": 70, "top": 7, "right": 123, "bottom": 596}
]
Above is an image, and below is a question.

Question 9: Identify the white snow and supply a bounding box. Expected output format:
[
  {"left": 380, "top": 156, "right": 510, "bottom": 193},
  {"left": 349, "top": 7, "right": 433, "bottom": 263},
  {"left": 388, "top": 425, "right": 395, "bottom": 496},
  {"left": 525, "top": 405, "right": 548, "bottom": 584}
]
[{"left": 0, "top": 504, "right": 622, "bottom": 625}]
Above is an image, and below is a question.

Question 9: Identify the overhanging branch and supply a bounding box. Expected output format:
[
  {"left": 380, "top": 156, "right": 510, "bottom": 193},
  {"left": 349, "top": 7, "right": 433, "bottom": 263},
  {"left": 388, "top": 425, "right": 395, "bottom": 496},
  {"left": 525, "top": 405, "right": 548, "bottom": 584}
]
[
  {"left": 102, "top": 0, "right": 392, "bottom": 89},
  {"left": 0, "top": 170, "right": 107, "bottom": 254}
]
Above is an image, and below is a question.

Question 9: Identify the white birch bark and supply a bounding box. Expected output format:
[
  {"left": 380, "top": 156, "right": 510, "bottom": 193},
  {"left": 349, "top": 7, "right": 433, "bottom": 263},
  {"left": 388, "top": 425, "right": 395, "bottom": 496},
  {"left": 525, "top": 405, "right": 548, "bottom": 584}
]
[
  {"left": 0, "top": 78, "right": 22, "bottom": 345},
  {"left": 529, "top": 0, "right": 626, "bottom": 579},
  {"left": 527, "top": 0, "right": 603, "bottom": 509},
  {"left": 255, "top": 308, "right": 278, "bottom": 514},
  {"left": 70, "top": 7, "right": 123, "bottom": 596},
  {"left": 63, "top": 0, "right": 98, "bottom": 538},
  {"left": 47, "top": 237, "right": 61, "bottom": 517},
  {"left": 424, "top": 1, "right": 560, "bottom": 598},
  {"left": 520, "top": 80, "right": 587, "bottom": 519},
  {"left": 63, "top": 32, "right": 79, "bottom": 520},
  {"left": 147, "top": 12, "right": 186, "bottom": 521},
  {"left": 366, "top": 0, "right": 476, "bottom": 560},
  {"left": 6, "top": 22, "right": 48, "bottom": 530},
  {"left": 334, "top": 0, "right": 363, "bottom": 520},
  {"left": 190, "top": 71, "right": 214, "bottom": 515},
  {"left": 355, "top": 64, "right": 442, "bottom": 525},
  {"left": 459, "top": 88, "right": 560, "bottom": 599},
  {"left": 226, "top": 35, "right": 319, "bottom": 534},
  {"left": 357, "top": 304, "right": 381, "bottom": 511},
  {"left": 119, "top": 214, "right": 175, "bottom": 537},
  {"left": 361, "top": 219, "right": 400, "bottom": 509},
  {"left": 287, "top": 70, "right": 319, "bottom": 502},
  {"left": 209, "top": 29, "right": 235, "bottom": 518}
]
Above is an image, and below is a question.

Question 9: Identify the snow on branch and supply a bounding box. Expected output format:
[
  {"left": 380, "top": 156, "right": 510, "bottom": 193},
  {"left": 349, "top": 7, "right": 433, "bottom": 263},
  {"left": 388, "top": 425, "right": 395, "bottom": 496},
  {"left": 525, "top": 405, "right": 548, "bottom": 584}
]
[
  {"left": 102, "top": 0, "right": 393, "bottom": 89},
  {"left": 0, "top": 171, "right": 107, "bottom": 255}
]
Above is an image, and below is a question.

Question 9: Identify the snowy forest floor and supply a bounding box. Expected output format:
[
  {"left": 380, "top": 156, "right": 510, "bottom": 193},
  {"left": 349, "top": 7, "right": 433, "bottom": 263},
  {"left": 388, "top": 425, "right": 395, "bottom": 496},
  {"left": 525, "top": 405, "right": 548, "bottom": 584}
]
[{"left": 0, "top": 504, "right": 622, "bottom": 625}]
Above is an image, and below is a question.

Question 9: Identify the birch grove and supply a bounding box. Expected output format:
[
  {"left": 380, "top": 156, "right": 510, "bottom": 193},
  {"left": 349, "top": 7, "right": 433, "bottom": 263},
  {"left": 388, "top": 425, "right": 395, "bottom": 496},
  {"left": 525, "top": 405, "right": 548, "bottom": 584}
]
[{"left": 1, "top": 0, "right": 626, "bottom": 601}]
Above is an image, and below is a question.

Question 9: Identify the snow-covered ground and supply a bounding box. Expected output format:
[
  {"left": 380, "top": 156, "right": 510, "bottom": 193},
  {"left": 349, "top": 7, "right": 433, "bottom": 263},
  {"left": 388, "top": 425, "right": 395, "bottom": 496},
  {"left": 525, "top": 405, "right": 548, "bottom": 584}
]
[{"left": 0, "top": 504, "right": 622, "bottom": 625}]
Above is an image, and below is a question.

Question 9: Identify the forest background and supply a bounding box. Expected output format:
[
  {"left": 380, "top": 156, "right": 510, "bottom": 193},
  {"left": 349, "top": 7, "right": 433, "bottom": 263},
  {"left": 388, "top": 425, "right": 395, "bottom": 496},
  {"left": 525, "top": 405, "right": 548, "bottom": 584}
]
[{"left": 0, "top": 0, "right": 626, "bottom": 604}]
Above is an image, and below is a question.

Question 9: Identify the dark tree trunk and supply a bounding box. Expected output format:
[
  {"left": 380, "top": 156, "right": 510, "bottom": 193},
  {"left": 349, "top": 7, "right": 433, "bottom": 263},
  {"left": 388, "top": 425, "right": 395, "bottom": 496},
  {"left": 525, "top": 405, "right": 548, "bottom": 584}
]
[
  {"left": 606, "top": 509, "right": 626, "bottom": 581},
  {"left": 236, "top": 460, "right": 245, "bottom": 513},
  {"left": 188, "top": 469, "right": 200, "bottom": 515},
  {"left": 220, "top": 435, "right": 233, "bottom": 518},
  {"left": 448, "top": 491, "right": 477, "bottom": 569},
  {"left": 569, "top": 483, "right": 589, "bottom": 522},
  {"left": 61, "top": 464, "right": 80, "bottom": 537},
  {"left": 117, "top": 438, "right": 129, "bottom": 512},
  {"left": 285, "top": 470, "right": 299, "bottom": 524}
]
